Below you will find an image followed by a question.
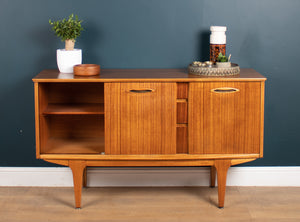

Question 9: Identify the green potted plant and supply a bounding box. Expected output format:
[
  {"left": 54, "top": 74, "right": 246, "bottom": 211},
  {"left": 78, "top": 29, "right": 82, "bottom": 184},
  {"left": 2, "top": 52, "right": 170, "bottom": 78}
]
[
  {"left": 49, "top": 14, "right": 83, "bottom": 73},
  {"left": 216, "top": 53, "right": 231, "bottom": 68}
]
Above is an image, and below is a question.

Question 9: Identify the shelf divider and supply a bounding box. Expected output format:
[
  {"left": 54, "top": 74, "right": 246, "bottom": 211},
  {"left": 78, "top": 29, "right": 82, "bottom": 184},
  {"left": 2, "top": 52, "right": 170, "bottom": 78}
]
[{"left": 43, "top": 103, "right": 104, "bottom": 115}]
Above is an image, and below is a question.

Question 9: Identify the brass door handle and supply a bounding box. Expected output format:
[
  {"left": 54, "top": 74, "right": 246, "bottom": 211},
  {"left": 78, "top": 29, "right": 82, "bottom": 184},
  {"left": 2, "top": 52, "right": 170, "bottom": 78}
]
[
  {"left": 211, "top": 87, "right": 240, "bottom": 93},
  {"left": 128, "top": 89, "right": 154, "bottom": 93}
]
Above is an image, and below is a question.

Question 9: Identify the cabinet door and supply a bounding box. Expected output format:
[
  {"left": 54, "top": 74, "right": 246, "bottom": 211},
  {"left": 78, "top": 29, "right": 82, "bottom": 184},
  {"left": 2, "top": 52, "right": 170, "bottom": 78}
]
[
  {"left": 189, "top": 82, "right": 263, "bottom": 155},
  {"left": 105, "top": 82, "right": 177, "bottom": 155}
]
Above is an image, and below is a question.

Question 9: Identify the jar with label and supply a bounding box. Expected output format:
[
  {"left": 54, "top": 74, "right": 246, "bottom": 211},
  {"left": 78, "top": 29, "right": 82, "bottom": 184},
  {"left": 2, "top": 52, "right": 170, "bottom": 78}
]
[{"left": 210, "top": 26, "right": 227, "bottom": 63}]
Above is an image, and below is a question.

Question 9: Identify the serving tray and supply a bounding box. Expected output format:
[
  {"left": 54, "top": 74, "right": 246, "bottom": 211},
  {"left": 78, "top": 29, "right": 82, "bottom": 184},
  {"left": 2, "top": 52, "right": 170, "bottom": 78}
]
[{"left": 188, "top": 63, "right": 240, "bottom": 76}]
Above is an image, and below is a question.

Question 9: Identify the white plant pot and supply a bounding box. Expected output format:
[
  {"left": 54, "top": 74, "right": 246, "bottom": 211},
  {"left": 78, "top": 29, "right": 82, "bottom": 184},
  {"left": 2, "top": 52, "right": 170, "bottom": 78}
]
[{"left": 57, "top": 49, "right": 82, "bottom": 73}]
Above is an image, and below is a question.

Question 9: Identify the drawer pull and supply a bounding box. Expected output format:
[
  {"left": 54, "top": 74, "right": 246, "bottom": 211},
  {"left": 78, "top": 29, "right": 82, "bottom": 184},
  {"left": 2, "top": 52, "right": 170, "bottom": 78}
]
[
  {"left": 211, "top": 87, "right": 240, "bottom": 93},
  {"left": 129, "top": 89, "right": 154, "bottom": 93}
]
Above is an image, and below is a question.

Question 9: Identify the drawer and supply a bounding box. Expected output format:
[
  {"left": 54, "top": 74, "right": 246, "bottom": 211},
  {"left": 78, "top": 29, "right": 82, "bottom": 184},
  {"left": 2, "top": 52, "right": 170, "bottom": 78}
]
[{"left": 177, "top": 83, "right": 188, "bottom": 99}]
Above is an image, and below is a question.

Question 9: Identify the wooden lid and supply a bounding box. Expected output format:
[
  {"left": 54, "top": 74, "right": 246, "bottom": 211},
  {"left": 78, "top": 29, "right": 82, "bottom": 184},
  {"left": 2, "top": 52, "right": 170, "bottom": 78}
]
[{"left": 74, "top": 64, "right": 100, "bottom": 76}]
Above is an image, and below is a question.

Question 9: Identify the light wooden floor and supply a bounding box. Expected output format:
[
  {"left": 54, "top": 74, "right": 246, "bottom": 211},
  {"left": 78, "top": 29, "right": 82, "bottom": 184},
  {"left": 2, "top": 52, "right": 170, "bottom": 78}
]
[{"left": 0, "top": 186, "right": 299, "bottom": 222}]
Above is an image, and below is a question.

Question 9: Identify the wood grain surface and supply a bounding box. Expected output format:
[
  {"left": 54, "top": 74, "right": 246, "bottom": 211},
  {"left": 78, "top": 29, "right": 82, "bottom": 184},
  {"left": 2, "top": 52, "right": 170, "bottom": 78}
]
[{"left": 33, "top": 69, "right": 266, "bottom": 82}]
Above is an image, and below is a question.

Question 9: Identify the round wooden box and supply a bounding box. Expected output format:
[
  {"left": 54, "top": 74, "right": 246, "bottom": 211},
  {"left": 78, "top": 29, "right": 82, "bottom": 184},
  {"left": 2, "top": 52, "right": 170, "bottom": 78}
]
[{"left": 74, "top": 64, "right": 100, "bottom": 76}]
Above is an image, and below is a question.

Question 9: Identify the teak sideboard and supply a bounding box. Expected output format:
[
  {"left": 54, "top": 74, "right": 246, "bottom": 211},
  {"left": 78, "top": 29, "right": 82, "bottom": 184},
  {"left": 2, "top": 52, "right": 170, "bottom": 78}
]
[{"left": 32, "top": 69, "right": 266, "bottom": 209}]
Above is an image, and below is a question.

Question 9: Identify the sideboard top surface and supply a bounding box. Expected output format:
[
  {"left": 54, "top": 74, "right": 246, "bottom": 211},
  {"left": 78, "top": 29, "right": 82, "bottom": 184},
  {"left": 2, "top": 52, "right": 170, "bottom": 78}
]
[{"left": 33, "top": 68, "right": 266, "bottom": 82}]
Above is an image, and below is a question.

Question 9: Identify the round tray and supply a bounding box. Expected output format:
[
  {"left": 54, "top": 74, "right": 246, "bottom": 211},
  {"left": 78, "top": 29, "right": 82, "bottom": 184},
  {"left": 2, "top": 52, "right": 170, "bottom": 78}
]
[{"left": 188, "top": 63, "right": 240, "bottom": 76}]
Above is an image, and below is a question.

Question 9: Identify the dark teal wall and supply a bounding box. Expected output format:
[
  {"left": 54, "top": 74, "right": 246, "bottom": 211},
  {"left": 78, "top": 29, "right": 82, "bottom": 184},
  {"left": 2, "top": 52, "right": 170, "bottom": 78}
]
[{"left": 0, "top": 0, "right": 299, "bottom": 166}]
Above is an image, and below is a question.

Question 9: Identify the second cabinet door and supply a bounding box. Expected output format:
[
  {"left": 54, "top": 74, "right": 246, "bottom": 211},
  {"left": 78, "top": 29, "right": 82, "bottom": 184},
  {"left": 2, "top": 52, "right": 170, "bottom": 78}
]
[
  {"left": 105, "top": 82, "right": 177, "bottom": 155},
  {"left": 189, "top": 81, "right": 263, "bottom": 155}
]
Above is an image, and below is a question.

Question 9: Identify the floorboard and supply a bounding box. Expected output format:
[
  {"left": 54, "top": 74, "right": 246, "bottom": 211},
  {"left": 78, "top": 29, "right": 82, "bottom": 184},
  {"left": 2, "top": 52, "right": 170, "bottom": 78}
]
[{"left": 0, "top": 187, "right": 299, "bottom": 222}]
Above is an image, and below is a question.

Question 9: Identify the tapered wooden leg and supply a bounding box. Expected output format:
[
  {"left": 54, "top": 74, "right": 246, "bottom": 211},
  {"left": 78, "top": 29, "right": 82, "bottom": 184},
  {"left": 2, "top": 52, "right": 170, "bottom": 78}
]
[
  {"left": 69, "top": 160, "right": 86, "bottom": 209},
  {"left": 210, "top": 166, "right": 216, "bottom": 188},
  {"left": 214, "top": 160, "right": 231, "bottom": 208},
  {"left": 83, "top": 167, "right": 87, "bottom": 188}
]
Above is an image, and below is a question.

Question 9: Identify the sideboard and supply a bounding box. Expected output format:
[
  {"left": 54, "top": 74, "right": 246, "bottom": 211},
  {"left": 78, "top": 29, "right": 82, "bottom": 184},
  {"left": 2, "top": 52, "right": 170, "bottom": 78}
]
[{"left": 32, "top": 69, "right": 266, "bottom": 209}]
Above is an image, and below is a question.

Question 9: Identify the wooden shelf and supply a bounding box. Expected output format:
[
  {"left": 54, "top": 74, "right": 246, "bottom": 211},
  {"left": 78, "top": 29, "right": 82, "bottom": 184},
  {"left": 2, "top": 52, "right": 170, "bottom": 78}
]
[
  {"left": 43, "top": 103, "right": 104, "bottom": 115},
  {"left": 176, "top": 123, "right": 188, "bottom": 127},
  {"left": 176, "top": 99, "right": 188, "bottom": 102},
  {"left": 44, "top": 137, "right": 105, "bottom": 154}
]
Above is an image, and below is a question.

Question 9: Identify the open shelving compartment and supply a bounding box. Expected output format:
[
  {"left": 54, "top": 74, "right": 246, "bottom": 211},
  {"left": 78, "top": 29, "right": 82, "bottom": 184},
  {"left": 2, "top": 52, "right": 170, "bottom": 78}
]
[{"left": 38, "top": 82, "right": 105, "bottom": 155}]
